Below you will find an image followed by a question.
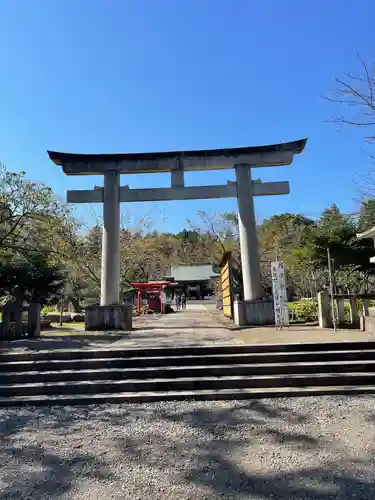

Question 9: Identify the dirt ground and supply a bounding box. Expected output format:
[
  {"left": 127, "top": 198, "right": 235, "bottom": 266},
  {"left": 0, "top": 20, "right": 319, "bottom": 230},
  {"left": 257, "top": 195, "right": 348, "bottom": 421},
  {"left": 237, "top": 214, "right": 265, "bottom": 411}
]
[{"left": 236, "top": 325, "right": 375, "bottom": 345}]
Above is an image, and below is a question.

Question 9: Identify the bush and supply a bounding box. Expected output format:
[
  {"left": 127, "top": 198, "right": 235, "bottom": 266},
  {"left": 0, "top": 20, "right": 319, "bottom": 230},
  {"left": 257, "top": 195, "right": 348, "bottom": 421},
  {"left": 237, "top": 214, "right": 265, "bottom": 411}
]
[
  {"left": 288, "top": 299, "right": 318, "bottom": 322},
  {"left": 41, "top": 305, "right": 56, "bottom": 316}
]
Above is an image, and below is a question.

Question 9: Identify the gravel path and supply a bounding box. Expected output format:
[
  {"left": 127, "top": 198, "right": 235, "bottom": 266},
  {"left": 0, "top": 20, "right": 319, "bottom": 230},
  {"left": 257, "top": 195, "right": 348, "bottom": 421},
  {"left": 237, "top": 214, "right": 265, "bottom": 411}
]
[{"left": 1, "top": 396, "right": 375, "bottom": 499}]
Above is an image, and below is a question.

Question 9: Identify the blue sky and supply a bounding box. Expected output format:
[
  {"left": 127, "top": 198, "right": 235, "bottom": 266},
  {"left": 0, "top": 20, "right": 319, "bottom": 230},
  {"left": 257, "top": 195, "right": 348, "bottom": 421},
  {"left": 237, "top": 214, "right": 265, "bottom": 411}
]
[{"left": 0, "top": 0, "right": 374, "bottom": 232}]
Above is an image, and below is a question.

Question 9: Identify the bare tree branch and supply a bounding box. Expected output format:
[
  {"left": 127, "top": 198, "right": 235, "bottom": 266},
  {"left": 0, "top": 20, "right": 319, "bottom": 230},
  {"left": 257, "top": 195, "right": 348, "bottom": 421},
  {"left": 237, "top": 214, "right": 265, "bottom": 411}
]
[{"left": 325, "top": 53, "right": 375, "bottom": 144}]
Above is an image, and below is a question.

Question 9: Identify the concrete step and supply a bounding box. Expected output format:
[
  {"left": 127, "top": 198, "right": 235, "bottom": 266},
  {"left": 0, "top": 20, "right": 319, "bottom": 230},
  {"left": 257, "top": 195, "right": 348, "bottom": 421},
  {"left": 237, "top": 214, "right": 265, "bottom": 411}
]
[
  {"left": 2, "top": 372, "right": 375, "bottom": 397},
  {"left": 2, "top": 360, "right": 375, "bottom": 384},
  {"left": 0, "top": 385, "right": 375, "bottom": 406},
  {"left": 3, "top": 349, "right": 375, "bottom": 373},
  {"left": 2, "top": 340, "right": 375, "bottom": 363}
]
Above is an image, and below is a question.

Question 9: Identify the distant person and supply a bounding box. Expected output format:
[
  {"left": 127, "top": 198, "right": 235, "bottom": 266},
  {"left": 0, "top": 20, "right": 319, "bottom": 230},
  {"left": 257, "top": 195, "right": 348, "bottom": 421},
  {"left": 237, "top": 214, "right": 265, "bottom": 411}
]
[
  {"left": 176, "top": 295, "right": 181, "bottom": 311},
  {"left": 181, "top": 292, "right": 186, "bottom": 309}
]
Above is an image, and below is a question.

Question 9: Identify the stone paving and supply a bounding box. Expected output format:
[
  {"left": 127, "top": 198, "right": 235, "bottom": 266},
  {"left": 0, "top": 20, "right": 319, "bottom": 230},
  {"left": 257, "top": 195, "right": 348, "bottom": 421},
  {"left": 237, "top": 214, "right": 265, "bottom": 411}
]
[
  {"left": 0, "top": 303, "right": 242, "bottom": 353},
  {"left": 111, "top": 303, "right": 243, "bottom": 348}
]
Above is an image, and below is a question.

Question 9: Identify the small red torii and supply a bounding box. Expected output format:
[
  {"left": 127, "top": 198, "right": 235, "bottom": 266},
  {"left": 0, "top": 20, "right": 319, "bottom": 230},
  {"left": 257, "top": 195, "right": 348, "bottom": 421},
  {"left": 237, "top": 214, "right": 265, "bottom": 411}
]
[{"left": 131, "top": 281, "right": 170, "bottom": 314}]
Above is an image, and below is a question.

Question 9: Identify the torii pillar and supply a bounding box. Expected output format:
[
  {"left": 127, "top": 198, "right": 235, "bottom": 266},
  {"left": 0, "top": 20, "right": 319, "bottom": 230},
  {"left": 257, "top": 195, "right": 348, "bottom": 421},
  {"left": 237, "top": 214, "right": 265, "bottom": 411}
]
[
  {"left": 48, "top": 138, "right": 307, "bottom": 329},
  {"left": 101, "top": 170, "right": 121, "bottom": 305},
  {"left": 235, "top": 163, "right": 262, "bottom": 301}
]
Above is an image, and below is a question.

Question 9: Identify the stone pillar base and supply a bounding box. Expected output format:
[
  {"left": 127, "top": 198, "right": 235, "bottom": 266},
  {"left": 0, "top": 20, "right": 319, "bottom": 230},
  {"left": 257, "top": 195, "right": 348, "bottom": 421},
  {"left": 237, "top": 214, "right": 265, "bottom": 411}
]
[
  {"left": 317, "top": 291, "right": 331, "bottom": 328},
  {"left": 85, "top": 305, "right": 132, "bottom": 331},
  {"left": 234, "top": 299, "right": 275, "bottom": 327},
  {"left": 362, "top": 315, "right": 375, "bottom": 333}
]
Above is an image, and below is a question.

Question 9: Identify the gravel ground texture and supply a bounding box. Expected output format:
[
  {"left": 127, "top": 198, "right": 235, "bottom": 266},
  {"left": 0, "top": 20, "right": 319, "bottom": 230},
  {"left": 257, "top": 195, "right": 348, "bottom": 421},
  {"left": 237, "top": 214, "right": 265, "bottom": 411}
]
[{"left": 1, "top": 396, "right": 375, "bottom": 499}]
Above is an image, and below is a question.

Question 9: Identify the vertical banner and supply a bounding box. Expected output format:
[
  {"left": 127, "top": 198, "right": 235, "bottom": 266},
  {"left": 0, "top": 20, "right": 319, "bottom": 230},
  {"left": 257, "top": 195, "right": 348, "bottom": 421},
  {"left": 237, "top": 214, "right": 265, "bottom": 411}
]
[{"left": 271, "top": 261, "right": 289, "bottom": 328}]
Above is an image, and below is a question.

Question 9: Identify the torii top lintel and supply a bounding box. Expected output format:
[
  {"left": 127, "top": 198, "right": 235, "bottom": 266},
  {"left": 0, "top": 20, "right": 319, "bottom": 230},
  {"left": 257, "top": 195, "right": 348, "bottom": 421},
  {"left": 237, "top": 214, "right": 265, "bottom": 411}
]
[{"left": 47, "top": 138, "right": 307, "bottom": 176}]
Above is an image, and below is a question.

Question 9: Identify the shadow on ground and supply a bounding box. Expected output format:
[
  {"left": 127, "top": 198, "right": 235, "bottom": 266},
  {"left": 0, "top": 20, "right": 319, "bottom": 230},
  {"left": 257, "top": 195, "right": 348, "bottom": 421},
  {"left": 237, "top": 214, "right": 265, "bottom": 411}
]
[
  {"left": 0, "top": 410, "right": 113, "bottom": 499},
  {"left": 0, "top": 333, "right": 129, "bottom": 352},
  {"left": 113, "top": 399, "right": 375, "bottom": 499},
  {"left": 131, "top": 325, "right": 227, "bottom": 331}
]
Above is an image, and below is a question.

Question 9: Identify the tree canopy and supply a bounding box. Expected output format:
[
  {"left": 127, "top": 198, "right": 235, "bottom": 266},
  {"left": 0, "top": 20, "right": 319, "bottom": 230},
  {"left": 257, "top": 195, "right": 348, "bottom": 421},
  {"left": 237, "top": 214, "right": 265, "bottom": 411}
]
[
  {"left": 0, "top": 254, "right": 64, "bottom": 304},
  {"left": 2, "top": 162, "right": 375, "bottom": 307}
]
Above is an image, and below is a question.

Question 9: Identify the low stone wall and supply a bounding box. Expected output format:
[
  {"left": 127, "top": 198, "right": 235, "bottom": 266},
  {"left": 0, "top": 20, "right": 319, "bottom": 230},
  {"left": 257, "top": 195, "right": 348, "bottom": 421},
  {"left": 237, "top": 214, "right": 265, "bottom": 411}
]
[
  {"left": 0, "top": 301, "right": 41, "bottom": 340},
  {"left": 41, "top": 312, "right": 85, "bottom": 323},
  {"left": 42, "top": 314, "right": 72, "bottom": 323},
  {"left": 317, "top": 291, "right": 375, "bottom": 330}
]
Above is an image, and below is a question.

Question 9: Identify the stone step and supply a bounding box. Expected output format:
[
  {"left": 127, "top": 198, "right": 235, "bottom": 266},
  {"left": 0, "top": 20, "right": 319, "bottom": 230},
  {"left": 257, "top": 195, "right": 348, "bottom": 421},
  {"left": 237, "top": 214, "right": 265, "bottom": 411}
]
[
  {"left": 2, "top": 360, "right": 375, "bottom": 384},
  {"left": 2, "top": 349, "right": 375, "bottom": 372},
  {"left": 2, "top": 340, "right": 375, "bottom": 362},
  {"left": 1, "top": 385, "right": 375, "bottom": 406},
  {"left": 2, "top": 372, "right": 375, "bottom": 397}
]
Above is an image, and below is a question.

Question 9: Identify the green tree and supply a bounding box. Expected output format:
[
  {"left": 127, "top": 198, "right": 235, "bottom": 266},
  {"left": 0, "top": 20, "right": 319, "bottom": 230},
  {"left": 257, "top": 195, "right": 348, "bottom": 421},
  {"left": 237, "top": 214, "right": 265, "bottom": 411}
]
[
  {"left": 311, "top": 205, "right": 359, "bottom": 268},
  {"left": 308, "top": 204, "right": 375, "bottom": 293},
  {"left": 57, "top": 223, "right": 102, "bottom": 308},
  {"left": 0, "top": 253, "right": 65, "bottom": 304},
  {"left": 358, "top": 199, "right": 375, "bottom": 232},
  {"left": 258, "top": 213, "right": 314, "bottom": 261},
  {"left": 176, "top": 229, "right": 200, "bottom": 242},
  {"left": 0, "top": 164, "right": 71, "bottom": 260}
]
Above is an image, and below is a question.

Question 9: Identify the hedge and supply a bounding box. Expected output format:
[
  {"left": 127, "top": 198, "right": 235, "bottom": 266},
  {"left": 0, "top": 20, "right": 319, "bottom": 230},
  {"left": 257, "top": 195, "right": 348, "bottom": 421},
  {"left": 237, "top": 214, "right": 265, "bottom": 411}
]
[
  {"left": 288, "top": 298, "right": 375, "bottom": 323},
  {"left": 288, "top": 300, "right": 318, "bottom": 322}
]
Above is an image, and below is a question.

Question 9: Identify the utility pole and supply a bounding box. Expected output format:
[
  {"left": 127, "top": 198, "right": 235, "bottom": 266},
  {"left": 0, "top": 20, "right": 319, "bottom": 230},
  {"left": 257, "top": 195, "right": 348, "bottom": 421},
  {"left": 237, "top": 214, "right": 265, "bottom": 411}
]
[
  {"left": 59, "top": 295, "right": 64, "bottom": 326},
  {"left": 59, "top": 271, "right": 69, "bottom": 327},
  {"left": 327, "top": 247, "right": 337, "bottom": 331}
]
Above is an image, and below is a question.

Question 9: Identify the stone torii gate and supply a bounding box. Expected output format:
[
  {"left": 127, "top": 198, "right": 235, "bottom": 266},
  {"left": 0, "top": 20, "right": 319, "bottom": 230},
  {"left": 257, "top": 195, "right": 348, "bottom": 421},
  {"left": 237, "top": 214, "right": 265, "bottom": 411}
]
[{"left": 48, "top": 138, "right": 307, "bottom": 328}]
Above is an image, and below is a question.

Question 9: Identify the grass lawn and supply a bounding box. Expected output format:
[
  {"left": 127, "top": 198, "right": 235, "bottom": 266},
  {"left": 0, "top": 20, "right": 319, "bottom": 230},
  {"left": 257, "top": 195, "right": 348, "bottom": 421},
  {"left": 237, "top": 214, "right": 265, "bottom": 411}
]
[
  {"left": 50, "top": 322, "right": 85, "bottom": 328},
  {"left": 41, "top": 330, "right": 89, "bottom": 337},
  {"left": 41, "top": 322, "right": 86, "bottom": 336},
  {"left": 41, "top": 325, "right": 126, "bottom": 337}
]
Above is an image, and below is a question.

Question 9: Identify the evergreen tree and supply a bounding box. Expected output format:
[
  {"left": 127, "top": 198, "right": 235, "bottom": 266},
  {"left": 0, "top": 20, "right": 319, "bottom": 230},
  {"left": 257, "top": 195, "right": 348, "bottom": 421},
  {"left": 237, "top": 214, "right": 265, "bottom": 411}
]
[{"left": 358, "top": 200, "right": 375, "bottom": 232}]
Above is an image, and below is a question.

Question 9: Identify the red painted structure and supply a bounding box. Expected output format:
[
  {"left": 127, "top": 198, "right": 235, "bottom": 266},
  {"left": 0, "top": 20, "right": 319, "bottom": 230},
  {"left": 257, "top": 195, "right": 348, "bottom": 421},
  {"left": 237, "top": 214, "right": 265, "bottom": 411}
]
[{"left": 131, "top": 282, "right": 170, "bottom": 313}]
